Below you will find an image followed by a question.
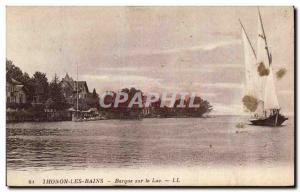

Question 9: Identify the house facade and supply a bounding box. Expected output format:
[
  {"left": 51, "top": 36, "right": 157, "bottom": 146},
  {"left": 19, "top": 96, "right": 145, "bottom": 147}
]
[
  {"left": 76, "top": 81, "right": 89, "bottom": 99},
  {"left": 60, "top": 73, "right": 90, "bottom": 104},
  {"left": 6, "top": 78, "right": 26, "bottom": 104}
]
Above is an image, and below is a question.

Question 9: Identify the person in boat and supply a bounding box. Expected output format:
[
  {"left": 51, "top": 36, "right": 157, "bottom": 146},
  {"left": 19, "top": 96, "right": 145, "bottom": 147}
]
[{"left": 270, "top": 109, "right": 279, "bottom": 116}]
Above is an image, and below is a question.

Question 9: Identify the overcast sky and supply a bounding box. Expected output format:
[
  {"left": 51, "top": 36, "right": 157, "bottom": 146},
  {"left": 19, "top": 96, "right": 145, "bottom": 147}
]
[{"left": 6, "top": 6, "right": 294, "bottom": 115}]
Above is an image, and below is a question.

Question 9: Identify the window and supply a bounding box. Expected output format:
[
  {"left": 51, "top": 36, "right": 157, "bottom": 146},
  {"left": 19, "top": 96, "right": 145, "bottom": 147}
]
[{"left": 19, "top": 94, "right": 23, "bottom": 103}]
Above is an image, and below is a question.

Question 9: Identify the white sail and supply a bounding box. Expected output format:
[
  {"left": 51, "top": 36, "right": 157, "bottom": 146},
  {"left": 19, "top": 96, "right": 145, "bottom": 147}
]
[
  {"left": 241, "top": 23, "right": 257, "bottom": 97},
  {"left": 240, "top": 20, "right": 264, "bottom": 116},
  {"left": 257, "top": 8, "right": 280, "bottom": 111},
  {"left": 256, "top": 100, "right": 264, "bottom": 117},
  {"left": 264, "top": 67, "right": 280, "bottom": 110}
]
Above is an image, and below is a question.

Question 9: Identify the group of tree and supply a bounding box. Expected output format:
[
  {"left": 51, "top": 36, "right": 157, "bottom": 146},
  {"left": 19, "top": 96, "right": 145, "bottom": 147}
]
[
  {"left": 100, "top": 87, "right": 213, "bottom": 119},
  {"left": 149, "top": 96, "right": 212, "bottom": 118},
  {"left": 6, "top": 59, "right": 212, "bottom": 117},
  {"left": 100, "top": 87, "right": 143, "bottom": 118},
  {"left": 6, "top": 59, "right": 99, "bottom": 111}
]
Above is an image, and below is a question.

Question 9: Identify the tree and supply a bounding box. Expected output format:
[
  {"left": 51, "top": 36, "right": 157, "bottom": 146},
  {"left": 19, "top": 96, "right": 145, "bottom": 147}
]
[
  {"left": 22, "top": 72, "right": 35, "bottom": 103},
  {"left": 6, "top": 59, "right": 23, "bottom": 81},
  {"left": 32, "top": 71, "right": 49, "bottom": 103},
  {"left": 6, "top": 59, "right": 35, "bottom": 103},
  {"left": 92, "top": 88, "right": 98, "bottom": 98},
  {"left": 185, "top": 96, "right": 212, "bottom": 117},
  {"left": 48, "top": 74, "right": 68, "bottom": 110},
  {"left": 86, "top": 88, "right": 100, "bottom": 109}
]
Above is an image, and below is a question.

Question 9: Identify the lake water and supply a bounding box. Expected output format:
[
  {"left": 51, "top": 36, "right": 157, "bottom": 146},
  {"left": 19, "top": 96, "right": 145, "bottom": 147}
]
[{"left": 7, "top": 116, "right": 294, "bottom": 171}]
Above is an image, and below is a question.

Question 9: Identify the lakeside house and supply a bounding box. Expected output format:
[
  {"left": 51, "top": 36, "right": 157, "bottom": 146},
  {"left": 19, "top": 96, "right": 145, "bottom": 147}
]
[
  {"left": 6, "top": 77, "right": 29, "bottom": 122},
  {"left": 6, "top": 77, "right": 26, "bottom": 104},
  {"left": 6, "top": 72, "right": 93, "bottom": 122},
  {"left": 60, "top": 73, "right": 90, "bottom": 105}
]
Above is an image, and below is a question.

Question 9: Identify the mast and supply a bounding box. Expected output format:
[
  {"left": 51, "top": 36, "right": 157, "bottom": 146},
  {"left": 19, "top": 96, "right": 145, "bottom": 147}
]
[
  {"left": 256, "top": 7, "right": 271, "bottom": 116},
  {"left": 258, "top": 7, "right": 271, "bottom": 65},
  {"left": 76, "top": 63, "right": 79, "bottom": 117},
  {"left": 239, "top": 19, "right": 257, "bottom": 59},
  {"left": 257, "top": 7, "right": 280, "bottom": 111}
]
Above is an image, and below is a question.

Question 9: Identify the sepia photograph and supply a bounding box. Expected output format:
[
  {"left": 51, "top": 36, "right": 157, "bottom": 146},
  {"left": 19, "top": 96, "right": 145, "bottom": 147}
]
[{"left": 5, "top": 6, "right": 294, "bottom": 186}]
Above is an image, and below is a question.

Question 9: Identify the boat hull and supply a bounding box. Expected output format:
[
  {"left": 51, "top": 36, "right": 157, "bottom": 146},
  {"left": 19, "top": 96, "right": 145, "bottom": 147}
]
[{"left": 250, "top": 113, "right": 288, "bottom": 127}]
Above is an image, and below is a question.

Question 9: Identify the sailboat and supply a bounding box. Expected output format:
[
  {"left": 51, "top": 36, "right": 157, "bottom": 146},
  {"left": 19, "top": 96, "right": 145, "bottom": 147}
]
[
  {"left": 72, "top": 63, "right": 106, "bottom": 122},
  {"left": 240, "top": 8, "right": 288, "bottom": 127},
  {"left": 72, "top": 63, "right": 82, "bottom": 122}
]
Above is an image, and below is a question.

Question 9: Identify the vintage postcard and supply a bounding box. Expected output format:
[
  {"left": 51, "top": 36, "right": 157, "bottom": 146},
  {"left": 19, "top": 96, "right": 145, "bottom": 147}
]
[{"left": 6, "top": 6, "right": 294, "bottom": 186}]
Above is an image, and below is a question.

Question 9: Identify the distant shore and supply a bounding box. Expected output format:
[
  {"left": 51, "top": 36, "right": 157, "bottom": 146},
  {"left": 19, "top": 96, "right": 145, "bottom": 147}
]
[{"left": 6, "top": 112, "right": 212, "bottom": 123}]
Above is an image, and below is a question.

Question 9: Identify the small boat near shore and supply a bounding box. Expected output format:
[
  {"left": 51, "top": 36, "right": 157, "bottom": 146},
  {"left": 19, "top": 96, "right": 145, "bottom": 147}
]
[
  {"left": 72, "top": 115, "right": 107, "bottom": 122},
  {"left": 72, "top": 63, "right": 104, "bottom": 122}
]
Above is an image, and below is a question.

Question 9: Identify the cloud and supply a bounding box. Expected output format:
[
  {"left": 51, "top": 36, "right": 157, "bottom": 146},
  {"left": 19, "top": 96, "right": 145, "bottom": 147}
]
[
  {"left": 97, "top": 67, "right": 214, "bottom": 73},
  {"left": 99, "top": 67, "right": 148, "bottom": 72},
  {"left": 125, "top": 39, "right": 241, "bottom": 57},
  {"left": 201, "top": 64, "right": 243, "bottom": 69},
  {"left": 83, "top": 74, "right": 163, "bottom": 84},
  {"left": 201, "top": 82, "right": 243, "bottom": 89},
  {"left": 190, "top": 39, "right": 241, "bottom": 51},
  {"left": 82, "top": 74, "right": 165, "bottom": 92}
]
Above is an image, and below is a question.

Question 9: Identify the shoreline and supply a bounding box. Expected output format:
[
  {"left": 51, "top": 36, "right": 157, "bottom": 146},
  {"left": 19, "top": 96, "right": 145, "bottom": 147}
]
[
  {"left": 6, "top": 114, "right": 294, "bottom": 123},
  {"left": 6, "top": 115, "right": 211, "bottom": 123}
]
